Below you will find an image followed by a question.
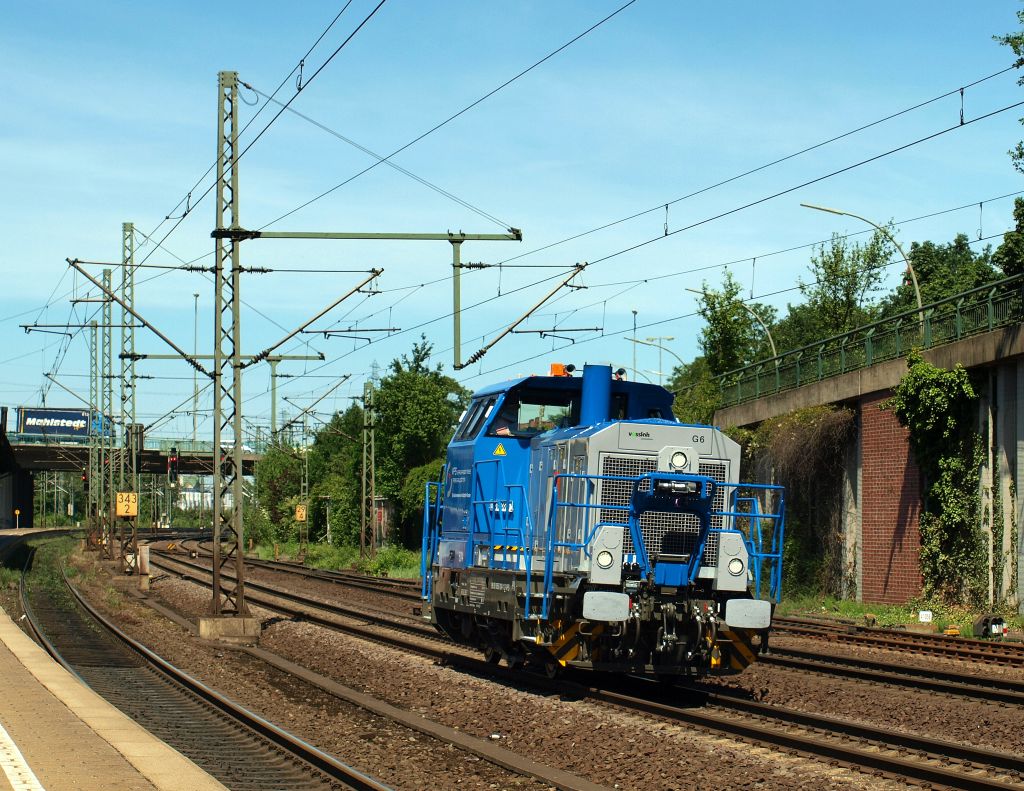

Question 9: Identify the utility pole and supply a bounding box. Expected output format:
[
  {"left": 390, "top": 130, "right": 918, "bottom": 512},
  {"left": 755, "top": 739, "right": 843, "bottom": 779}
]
[
  {"left": 268, "top": 355, "right": 324, "bottom": 440},
  {"left": 209, "top": 70, "right": 250, "bottom": 627},
  {"left": 119, "top": 223, "right": 139, "bottom": 574},
  {"left": 193, "top": 292, "right": 199, "bottom": 448},
  {"left": 361, "top": 380, "right": 376, "bottom": 557},
  {"left": 200, "top": 69, "right": 518, "bottom": 632},
  {"left": 88, "top": 320, "right": 99, "bottom": 548},
  {"left": 632, "top": 310, "right": 638, "bottom": 381},
  {"left": 102, "top": 268, "right": 115, "bottom": 560}
]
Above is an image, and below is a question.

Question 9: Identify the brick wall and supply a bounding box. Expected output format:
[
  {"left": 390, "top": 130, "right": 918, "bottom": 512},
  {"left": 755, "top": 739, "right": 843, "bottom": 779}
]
[{"left": 860, "top": 391, "right": 923, "bottom": 603}]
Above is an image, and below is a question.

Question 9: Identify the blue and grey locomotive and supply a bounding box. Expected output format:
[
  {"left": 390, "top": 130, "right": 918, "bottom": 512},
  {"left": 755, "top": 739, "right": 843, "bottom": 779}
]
[{"left": 421, "top": 363, "right": 784, "bottom": 678}]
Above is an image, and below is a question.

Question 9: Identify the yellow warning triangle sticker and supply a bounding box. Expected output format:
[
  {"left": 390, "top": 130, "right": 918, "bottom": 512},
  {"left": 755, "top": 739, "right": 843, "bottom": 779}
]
[{"left": 493, "top": 443, "right": 507, "bottom": 456}]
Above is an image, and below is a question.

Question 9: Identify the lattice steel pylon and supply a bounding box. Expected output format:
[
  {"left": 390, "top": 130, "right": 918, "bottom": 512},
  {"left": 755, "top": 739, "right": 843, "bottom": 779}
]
[
  {"left": 101, "top": 269, "right": 115, "bottom": 559},
  {"left": 87, "top": 320, "right": 100, "bottom": 549},
  {"left": 360, "top": 380, "right": 376, "bottom": 558},
  {"left": 119, "top": 223, "right": 138, "bottom": 573},
  {"left": 210, "top": 70, "right": 249, "bottom": 617}
]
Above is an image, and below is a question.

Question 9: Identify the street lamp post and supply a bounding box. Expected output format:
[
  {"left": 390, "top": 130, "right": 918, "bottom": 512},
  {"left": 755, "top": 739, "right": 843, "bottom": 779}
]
[
  {"left": 622, "top": 367, "right": 654, "bottom": 383},
  {"left": 628, "top": 338, "right": 686, "bottom": 381},
  {"left": 631, "top": 310, "right": 638, "bottom": 381},
  {"left": 645, "top": 336, "right": 675, "bottom": 385},
  {"left": 685, "top": 288, "right": 778, "bottom": 360},
  {"left": 192, "top": 292, "right": 199, "bottom": 448},
  {"left": 800, "top": 202, "right": 923, "bottom": 323}
]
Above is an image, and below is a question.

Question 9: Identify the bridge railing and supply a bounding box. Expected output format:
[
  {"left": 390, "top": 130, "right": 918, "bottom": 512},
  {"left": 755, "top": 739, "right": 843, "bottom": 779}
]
[
  {"left": 8, "top": 434, "right": 270, "bottom": 456},
  {"left": 710, "top": 274, "right": 1024, "bottom": 410}
]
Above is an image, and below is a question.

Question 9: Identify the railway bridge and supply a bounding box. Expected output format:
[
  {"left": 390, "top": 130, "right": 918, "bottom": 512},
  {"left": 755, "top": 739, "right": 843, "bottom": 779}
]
[
  {"left": 710, "top": 276, "right": 1024, "bottom": 609},
  {"left": 0, "top": 406, "right": 258, "bottom": 529}
]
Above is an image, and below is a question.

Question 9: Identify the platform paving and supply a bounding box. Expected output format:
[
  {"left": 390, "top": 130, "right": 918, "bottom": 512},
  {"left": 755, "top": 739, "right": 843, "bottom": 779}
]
[{"left": 0, "top": 599, "right": 226, "bottom": 790}]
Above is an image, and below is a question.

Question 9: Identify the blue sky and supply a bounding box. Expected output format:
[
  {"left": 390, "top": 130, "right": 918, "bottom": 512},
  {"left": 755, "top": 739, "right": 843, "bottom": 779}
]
[{"left": 2, "top": 1, "right": 1023, "bottom": 443}]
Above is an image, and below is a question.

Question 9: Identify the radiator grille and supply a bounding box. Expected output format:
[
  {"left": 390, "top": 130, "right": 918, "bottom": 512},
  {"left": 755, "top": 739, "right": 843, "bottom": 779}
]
[
  {"left": 599, "top": 454, "right": 715, "bottom": 562},
  {"left": 638, "top": 510, "right": 702, "bottom": 557},
  {"left": 698, "top": 460, "right": 728, "bottom": 565},
  {"left": 598, "top": 455, "right": 656, "bottom": 527}
]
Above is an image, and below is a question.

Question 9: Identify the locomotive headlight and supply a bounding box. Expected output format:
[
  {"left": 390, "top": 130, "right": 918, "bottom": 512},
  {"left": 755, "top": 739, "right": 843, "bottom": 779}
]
[
  {"left": 655, "top": 480, "right": 698, "bottom": 494},
  {"left": 596, "top": 550, "right": 615, "bottom": 569},
  {"left": 728, "top": 557, "right": 745, "bottom": 576},
  {"left": 670, "top": 451, "right": 688, "bottom": 469}
]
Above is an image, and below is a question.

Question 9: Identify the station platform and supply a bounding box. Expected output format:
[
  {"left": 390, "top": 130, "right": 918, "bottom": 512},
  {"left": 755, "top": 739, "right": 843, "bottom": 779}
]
[{"left": 0, "top": 600, "right": 226, "bottom": 790}]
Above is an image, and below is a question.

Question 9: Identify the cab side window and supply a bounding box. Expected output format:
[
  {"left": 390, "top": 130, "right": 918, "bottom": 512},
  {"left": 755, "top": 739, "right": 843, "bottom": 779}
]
[{"left": 453, "top": 396, "right": 497, "bottom": 442}]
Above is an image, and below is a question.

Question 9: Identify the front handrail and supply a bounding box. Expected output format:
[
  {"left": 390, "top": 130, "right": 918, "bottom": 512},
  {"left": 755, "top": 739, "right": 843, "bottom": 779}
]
[{"left": 420, "top": 480, "right": 444, "bottom": 601}]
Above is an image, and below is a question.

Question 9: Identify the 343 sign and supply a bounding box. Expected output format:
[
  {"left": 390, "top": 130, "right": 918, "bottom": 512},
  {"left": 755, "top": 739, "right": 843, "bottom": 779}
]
[{"left": 115, "top": 492, "right": 139, "bottom": 517}]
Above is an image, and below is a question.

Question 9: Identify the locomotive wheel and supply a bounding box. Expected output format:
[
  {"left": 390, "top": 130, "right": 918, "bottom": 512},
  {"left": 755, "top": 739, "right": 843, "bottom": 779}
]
[
  {"left": 543, "top": 658, "right": 561, "bottom": 679},
  {"left": 484, "top": 646, "right": 501, "bottom": 664}
]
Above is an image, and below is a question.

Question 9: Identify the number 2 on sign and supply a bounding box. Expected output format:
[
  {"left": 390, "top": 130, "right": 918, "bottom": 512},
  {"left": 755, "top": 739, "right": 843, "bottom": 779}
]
[{"left": 116, "top": 492, "right": 138, "bottom": 517}]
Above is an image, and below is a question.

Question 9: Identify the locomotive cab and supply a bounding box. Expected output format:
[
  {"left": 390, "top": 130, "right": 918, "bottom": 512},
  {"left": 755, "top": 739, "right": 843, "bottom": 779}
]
[{"left": 421, "top": 363, "right": 784, "bottom": 678}]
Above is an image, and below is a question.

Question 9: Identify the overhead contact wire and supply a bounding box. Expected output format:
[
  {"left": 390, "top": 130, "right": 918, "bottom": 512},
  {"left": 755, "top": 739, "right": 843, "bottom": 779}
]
[
  {"left": 259, "top": 0, "right": 639, "bottom": 231},
  {"left": 496, "top": 64, "right": 1018, "bottom": 266}
]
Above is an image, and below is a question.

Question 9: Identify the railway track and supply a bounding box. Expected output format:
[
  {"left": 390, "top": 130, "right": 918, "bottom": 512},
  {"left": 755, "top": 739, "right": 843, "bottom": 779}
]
[
  {"left": 139, "top": 553, "right": 611, "bottom": 791},
  {"left": 187, "top": 542, "right": 420, "bottom": 602},
  {"left": 21, "top": 546, "right": 390, "bottom": 791},
  {"left": 164, "top": 546, "right": 1024, "bottom": 708},
  {"left": 761, "top": 645, "right": 1024, "bottom": 705},
  {"left": 774, "top": 615, "right": 1024, "bottom": 666},
  {"left": 162, "top": 546, "right": 1024, "bottom": 706},
  {"left": 151, "top": 552, "right": 436, "bottom": 645},
  {"left": 149, "top": 551, "right": 1024, "bottom": 790}
]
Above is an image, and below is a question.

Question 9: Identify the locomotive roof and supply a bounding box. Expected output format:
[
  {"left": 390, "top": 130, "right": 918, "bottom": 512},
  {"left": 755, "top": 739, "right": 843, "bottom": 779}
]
[{"left": 470, "top": 374, "right": 674, "bottom": 401}]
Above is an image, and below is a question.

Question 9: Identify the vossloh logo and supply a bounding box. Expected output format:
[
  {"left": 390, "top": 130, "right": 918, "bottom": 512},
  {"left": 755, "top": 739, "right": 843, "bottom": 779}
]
[{"left": 627, "top": 430, "right": 651, "bottom": 439}]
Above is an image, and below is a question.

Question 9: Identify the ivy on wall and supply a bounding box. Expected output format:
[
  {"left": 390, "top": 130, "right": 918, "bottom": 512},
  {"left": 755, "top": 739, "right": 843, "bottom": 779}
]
[
  {"left": 884, "top": 351, "right": 985, "bottom": 603},
  {"left": 730, "top": 405, "right": 856, "bottom": 595}
]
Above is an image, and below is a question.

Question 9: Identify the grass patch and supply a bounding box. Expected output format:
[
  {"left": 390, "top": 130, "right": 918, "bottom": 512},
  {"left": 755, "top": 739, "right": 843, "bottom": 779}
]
[
  {"left": 0, "top": 568, "right": 20, "bottom": 591},
  {"left": 252, "top": 541, "right": 421, "bottom": 579},
  {"left": 777, "top": 593, "right": 1024, "bottom": 634}
]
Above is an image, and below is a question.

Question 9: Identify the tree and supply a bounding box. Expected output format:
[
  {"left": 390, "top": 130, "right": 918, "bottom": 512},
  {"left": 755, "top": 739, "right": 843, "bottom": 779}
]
[
  {"left": 308, "top": 404, "right": 363, "bottom": 488},
  {"left": 397, "top": 458, "right": 445, "bottom": 546},
  {"left": 879, "top": 233, "right": 995, "bottom": 317},
  {"left": 374, "top": 337, "right": 468, "bottom": 501},
  {"left": 773, "top": 230, "right": 887, "bottom": 352},
  {"left": 667, "top": 356, "right": 720, "bottom": 425},
  {"left": 993, "top": 197, "right": 1024, "bottom": 278},
  {"left": 307, "top": 404, "right": 364, "bottom": 545},
  {"left": 996, "top": 11, "right": 1024, "bottom": 173},
  {"left": 254, "top": 445, "right": 302, "bottom": 530},
  {"left": 694, "top": 270, "right": 774, "bottom": 375}
]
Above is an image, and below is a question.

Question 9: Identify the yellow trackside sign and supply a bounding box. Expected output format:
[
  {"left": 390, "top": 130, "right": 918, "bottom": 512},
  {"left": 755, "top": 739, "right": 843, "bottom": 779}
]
[
  {"left": 116, "top": 492, "right": 138, "bottom": 517},
  {"left": 295, "top": 503, "right": 307, "bottom": 522},
  {"left": 493, "top": 443, "right": 507, "bottom": 457}
]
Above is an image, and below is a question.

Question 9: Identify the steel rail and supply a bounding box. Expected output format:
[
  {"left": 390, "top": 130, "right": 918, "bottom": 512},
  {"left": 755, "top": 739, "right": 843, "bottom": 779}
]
[
  {"left": 762, "top": 646, "right": 1024, "bottom": 704},
  {"left": 20, "top": 553, "right": 390, "bottom": 791},
  {"left": 144, "top": 557, "right": 609, "bottom": 791},
  {"left": 774, "top": 616, "right": 1024, "bottom": 665},
  {"left": 188, "top": 540, "right": 421, "bottom": 600},
  {"left": 172, "top": 548, "right": 1024, "bottom": 703},
  {"left": 151, "top": 551, "right": 1024, "bottom": 790},
  {"left": 151, "top": 553, "right": 434, "bottom": 640}
]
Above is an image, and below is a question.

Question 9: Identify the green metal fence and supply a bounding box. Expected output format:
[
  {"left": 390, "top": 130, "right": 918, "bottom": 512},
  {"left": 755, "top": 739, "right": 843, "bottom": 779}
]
[{"left": 713, "top": 274, "right": 1024, "bottom": 409}]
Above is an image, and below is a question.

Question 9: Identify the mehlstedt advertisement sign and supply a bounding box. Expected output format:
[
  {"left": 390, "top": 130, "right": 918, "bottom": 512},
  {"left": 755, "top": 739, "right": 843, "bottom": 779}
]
[{"left": 17, "top": 407, "right": 91, "bottom": 437}]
